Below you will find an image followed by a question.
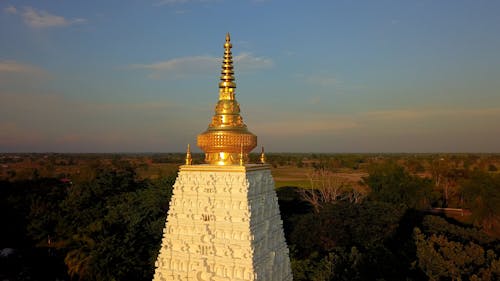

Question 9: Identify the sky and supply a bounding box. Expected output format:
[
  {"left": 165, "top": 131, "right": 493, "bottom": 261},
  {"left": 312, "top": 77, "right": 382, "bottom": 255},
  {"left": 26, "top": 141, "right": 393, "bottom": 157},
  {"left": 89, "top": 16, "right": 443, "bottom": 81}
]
[{"left": 1, "top": 0, "right": 500, "bottom": 153}]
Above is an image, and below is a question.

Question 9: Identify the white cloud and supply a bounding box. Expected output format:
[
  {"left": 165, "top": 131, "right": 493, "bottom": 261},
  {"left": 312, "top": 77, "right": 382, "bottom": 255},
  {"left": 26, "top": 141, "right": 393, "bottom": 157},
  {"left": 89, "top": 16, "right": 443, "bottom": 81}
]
[
  {"left": 0, "top": 60, "right": 48, "bottom": 77},
  {"left": 0, "top": 91, "right": 190, "bottom": 152},
  {"left": 257, "top": 119, "right": 359, "bottom": 136},
  {"left": 235, "top": 52, "right": 274, "bottom": 71},
  {"left": 308, "top": 96, "right": 321, "bottom": 105},
  {"left": 130, "top": 52, "right": 273, "bottom": 79},
  {"left": 362, "top": 107, "right": 500, "bottom": 120},
  {"left": 305, "top": 74, "right": 339, "bottom": 87},
  {"left": 155, "top": 0, "right": 189, "bottom": 5},
  {"left": 362, "top": 109, "right": 428, "bottom": 120},
  {"left": 0, "top": 122, "right": 45, "bottom": 147},
  {"left": 154, "top": 0, "right": 220, "bottom": 6},
  {"left": 252, "top": 105, "right": 500, "bottom": 138},
  {"left": 72, "top": 18, "right": 87, "bottom": 24},
  {"left": 20, "top": 6, "right": 86, "bottom": 28},
  {"left": 130, "top": 55, "right": 218, "bottom": 79},
  {"left": 4, "top": 5, "right": 17, "bottom": 14},
  {"left": 250, "top": 105, "right": 500, "bottom": 152},
  {"left": 22, "top": 7, "right": 67, "bottom": 28},
  {"left": 249, "top": 109, "right": 359, "bottom": 137}
]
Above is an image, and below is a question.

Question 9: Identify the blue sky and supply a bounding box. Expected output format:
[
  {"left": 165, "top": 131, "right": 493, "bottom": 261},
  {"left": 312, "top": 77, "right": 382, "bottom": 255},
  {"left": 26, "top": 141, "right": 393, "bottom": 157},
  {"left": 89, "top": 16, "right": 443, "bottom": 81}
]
[{"left": 1, "top": 0, "right": 499, "bottom": 153}]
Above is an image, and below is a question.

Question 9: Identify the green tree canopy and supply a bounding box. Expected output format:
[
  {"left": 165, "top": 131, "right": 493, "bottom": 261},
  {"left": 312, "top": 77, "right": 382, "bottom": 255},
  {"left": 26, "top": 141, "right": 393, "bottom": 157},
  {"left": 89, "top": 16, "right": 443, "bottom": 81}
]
[
  {"left": 291, "top": 201, "right": 404, "bottom": 255},
  {"left": 28, "top": 168, "right": 174, "bottom": 281},
  {"left": 460, "top": 170, "right": 500, "bottom": 231},
  {"left": 364, "top": 162, "right": 433, "bottom": 209},
  {"left": 414, "top": 227, "right": 500, "bottom": 281}
]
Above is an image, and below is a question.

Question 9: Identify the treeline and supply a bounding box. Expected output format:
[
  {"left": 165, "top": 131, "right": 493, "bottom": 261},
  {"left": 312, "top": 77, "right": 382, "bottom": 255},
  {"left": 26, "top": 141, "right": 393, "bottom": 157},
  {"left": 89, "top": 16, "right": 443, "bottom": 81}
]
[
  {"left": 281, "top": 162, "right": 500, "bottom": 280},
  {"left": 263, "top": 153, "right": 500, "bottom": 171},
  {"left": 1, "top": 155, "right": 499, "bottom": 280},
  {"left": 1, "top": 164, "right": 174, "bottom": 281}
]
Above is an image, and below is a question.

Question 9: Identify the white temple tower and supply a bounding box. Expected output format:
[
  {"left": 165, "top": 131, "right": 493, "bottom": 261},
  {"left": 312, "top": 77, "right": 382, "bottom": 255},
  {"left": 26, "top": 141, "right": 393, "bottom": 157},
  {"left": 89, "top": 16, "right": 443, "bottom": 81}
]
[{"left": 153, "top": 34, "right": 293, "bottom": 281}]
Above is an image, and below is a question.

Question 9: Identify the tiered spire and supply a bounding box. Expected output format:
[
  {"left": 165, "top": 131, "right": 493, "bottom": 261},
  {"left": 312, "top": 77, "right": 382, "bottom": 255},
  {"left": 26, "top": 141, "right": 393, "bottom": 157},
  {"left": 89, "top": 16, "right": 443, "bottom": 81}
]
[
  {"left": 197, "top": 33, "right": 257, "bottom": 165},
  {"left": 219, "top": 33, "right": 236, "bottom": 92}
]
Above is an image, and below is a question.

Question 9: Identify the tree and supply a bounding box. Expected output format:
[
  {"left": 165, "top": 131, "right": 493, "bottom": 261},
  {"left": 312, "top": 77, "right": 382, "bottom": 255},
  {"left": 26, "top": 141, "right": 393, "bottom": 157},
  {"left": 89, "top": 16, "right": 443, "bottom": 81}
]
[
  {"left": 421, "top": 215, "right": 495, "bottom": 245},
  {"left": 297, "top": 169, "right": 364, "bottom": 212},
  {"left": 460, "top": 171, "right": 500, "bottom": 231},
  {"left": 364, "top": 162, "right": 432, "bottom": 209},
  {"left": 429, "top": 157, "right": 469, "bottom": 208},
  {"left": 290, "top": 200, "right": 409, "bottom": 281},
  {"left": 488, "top": 164, "right": 498, "bottom": 172},
  {"left": 290, "top": 201, "right": 404, "bottom": 255},
  {"left": 28, "top": 168, "right": 174, "bottom": 281},
  {"left": 291, "top": 249, "right": 362, "bottom": 281},
  {"left": 414, "top": 227, "right": 500, "bottom": 281}
]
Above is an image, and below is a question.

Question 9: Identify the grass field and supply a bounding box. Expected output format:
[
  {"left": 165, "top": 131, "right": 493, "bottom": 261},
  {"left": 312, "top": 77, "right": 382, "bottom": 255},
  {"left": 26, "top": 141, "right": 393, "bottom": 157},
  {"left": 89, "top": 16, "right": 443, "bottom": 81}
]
[
  {"left": 270, "top": 165, "right": 368, "bottom": 188},
  {"left": 271, "top": 166, "right": 312, "bottom": 188}
]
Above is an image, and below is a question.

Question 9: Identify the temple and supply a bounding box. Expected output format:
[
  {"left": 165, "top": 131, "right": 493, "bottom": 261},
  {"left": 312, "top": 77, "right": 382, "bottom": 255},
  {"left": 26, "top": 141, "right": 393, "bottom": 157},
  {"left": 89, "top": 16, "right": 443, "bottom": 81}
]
[{"left": 153, "top": 33, "right": 292, "bottom": 281}]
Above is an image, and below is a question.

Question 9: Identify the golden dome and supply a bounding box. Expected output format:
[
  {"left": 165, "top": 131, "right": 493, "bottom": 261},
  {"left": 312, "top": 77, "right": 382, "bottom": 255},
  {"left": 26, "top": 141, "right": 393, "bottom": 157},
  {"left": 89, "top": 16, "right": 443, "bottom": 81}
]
[{"left": 197, "top": 33, "right": 257, "bottom": 165}]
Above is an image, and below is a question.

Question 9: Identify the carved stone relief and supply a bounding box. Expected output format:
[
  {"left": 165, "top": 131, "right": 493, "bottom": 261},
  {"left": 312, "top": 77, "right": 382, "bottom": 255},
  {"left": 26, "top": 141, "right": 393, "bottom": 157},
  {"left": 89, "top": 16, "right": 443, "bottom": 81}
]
[{"left": 153, "top": 168, "right": 292, "bottom": 281}]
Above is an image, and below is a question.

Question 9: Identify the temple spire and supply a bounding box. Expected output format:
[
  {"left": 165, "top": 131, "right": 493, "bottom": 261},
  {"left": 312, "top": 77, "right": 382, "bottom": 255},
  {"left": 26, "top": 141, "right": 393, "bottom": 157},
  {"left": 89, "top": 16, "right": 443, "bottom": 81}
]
[
  {"left": 260, "top": 146, "right": 266, "bottom": 164},
  {"left": 218, "top": 32, "right": 236, "bottom": 101},
  {"left": 185, "top": 144, "right": 192, "bottom": 165},
  {"left": 197, "top": 33, "right": 257, "bottom": 165}
]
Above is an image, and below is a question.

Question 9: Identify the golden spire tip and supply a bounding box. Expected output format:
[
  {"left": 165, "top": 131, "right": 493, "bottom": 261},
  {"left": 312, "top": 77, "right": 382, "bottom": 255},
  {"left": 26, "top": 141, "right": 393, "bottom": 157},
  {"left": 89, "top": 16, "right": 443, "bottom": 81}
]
[
  {"left": 226, "top": 32, "right": 230, "bottom": 42},
  {"left": 260, "top": 146, "right": 266, "bottom": 164},
  {"left": 185, "top": 144, "right": 192, "bottom": 165}
]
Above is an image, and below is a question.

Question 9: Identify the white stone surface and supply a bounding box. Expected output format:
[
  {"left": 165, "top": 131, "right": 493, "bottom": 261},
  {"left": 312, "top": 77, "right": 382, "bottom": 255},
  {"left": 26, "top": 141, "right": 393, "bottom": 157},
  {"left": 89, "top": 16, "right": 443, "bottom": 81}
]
[{"left": 153, "top": 165, "right": 293, "bottom": 281}]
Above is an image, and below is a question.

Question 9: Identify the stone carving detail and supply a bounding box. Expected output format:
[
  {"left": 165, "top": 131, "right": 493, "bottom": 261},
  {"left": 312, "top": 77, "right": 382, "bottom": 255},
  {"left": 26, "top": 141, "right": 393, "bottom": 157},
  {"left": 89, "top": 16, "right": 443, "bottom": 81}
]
[{"left": 153, "top": 167, "right": 292, "bottom": 281}]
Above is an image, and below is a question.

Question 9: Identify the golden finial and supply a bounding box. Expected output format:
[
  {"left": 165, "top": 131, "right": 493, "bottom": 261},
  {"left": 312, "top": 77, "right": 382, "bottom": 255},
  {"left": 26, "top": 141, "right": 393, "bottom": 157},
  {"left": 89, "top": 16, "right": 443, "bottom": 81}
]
[
  {"left": 185, "top": 144, "right": 192, "bottom": 165},
  {"left": 197, "top": 33, "right": 257, "bottom": 165},
  {"left": 219, "top": 32, "right": 236, "bottom": 94},
  {"left": 260, "top": 146, "right": 266, "bottom": 164}
]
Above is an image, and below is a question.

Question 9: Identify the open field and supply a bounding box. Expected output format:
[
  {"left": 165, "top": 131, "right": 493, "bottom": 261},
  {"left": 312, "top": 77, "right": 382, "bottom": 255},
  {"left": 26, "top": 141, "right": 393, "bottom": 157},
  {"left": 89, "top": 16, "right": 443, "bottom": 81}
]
[{"left": 271, "top": 165, "right": 368, "bottom": 188}]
